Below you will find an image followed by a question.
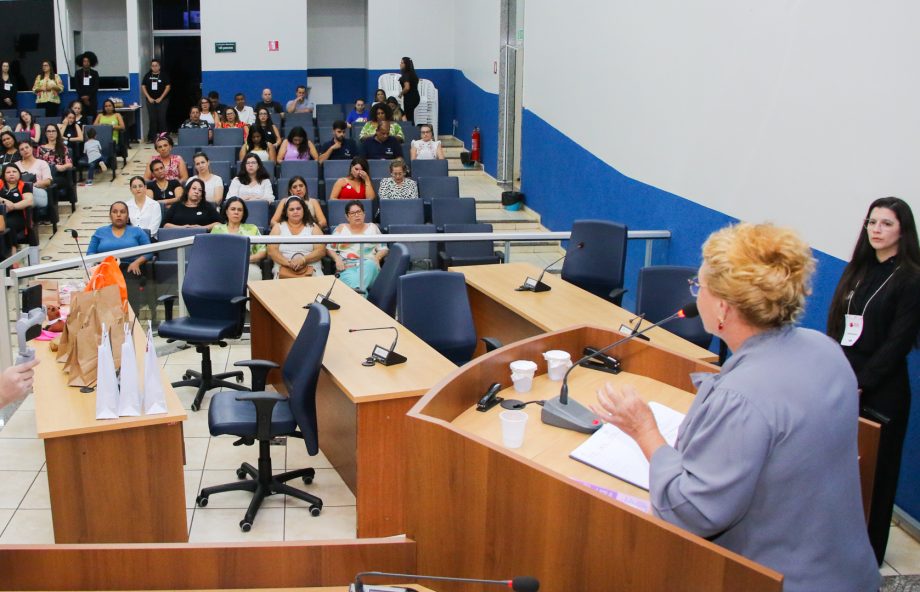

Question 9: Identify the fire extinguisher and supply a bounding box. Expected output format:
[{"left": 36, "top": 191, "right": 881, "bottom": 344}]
[{"left": 471, "top": 127, "right": 481, "bottom": 162}]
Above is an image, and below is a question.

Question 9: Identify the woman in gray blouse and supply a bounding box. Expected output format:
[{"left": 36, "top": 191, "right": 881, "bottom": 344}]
[{"left": 593, "top": 223, "right": 879, "bottom": 592}]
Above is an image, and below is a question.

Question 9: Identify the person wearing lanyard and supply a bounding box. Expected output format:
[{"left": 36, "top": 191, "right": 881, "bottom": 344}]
[
  {"left": 827, "top": 196, "right": 920, "bottom": 565},
  {"left": 73, "top": 52, "right": 100, "bottom": 117},
  {"left": 142, "top": 59, "right": 171, "bottom": 142}
]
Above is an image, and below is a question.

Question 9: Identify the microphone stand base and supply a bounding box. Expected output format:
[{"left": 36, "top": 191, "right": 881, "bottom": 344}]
[
  {"left": 306, "top": 295, "right": 341, "bottom": 310},
  {"left": 515, "top": 277, "right": 551, "bottom": 292},
  {"left": 370, "top": 348, "right": 407, "bottom": 366},
  {"left": 541, "top": 396, "right": 602, "bottom": 433}
]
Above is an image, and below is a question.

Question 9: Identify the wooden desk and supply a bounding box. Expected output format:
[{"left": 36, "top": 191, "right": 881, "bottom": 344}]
[
  {"left": 34, "top": 323, "right": 188, "bottom": 544},
  {"left": 452, "top": 262, "right": 718, "bottom": 363},
  {"left": 248, "top": 277, "right": 456, "bottom": 537}
]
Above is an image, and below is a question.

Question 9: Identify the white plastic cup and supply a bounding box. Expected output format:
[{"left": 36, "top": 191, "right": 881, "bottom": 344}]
[
  {"left": 543, "top": 350, "right": 573, "bottom": 381},
  {"left": 510, "top": 360, "right": 538, "bottom": 393},
  {"left": 499, "top": 410, "right": 529, "bottom": 449}
]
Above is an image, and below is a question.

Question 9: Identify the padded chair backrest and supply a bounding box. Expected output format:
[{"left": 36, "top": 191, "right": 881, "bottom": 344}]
[
  {"left": 246, "top": 200, "right": 270, "bottom": 231},
  {"left": 282, "top": 303, "right": 331, "bottom": 456},
  {"left": 213, "top": 127, "right": 244, "bottom": 146},
  {"left": 379, "top": 199, "right": 424, "bottom": 231},
  {"left": 270, "top": 113, "right": 282, "bottom": 128},
  {"left": 13, "top": 131, "right": 30, "bottom": 144},
  {"left": 397, "top": 271, "right": 476, "bottom": 365},
  {"left": 276, "top": 176, "right": 320, "bottom": 201},
  {"left": 561, "top": 219, "right": 628, "bottom": 302},
  {"left": 368, "top": 242, "right": 410, "bottom": 317},
  {"left": 172, "top": 145, "right": 198, "bottom": 164},
  {"left": 431, "top": 197, "right": 476, "bottom": 230},
  {"left": 409, "top": 159, "right": 448, "bottom": 178},
  {"left": 368, "top": 159, "right": 391, "bottom": 179},
  {"left": 280, "top": 160, "right": 319, "bottom": 180},
  {"left": 327, "top": 199, "right": 374, "bottom": 227},
  {"left": 285, "top": 112, "right": 314, "bottom": 131},
  {"left": 27, "top": 107, "right": 45, "bottom": 118},
  {"left": 200, "top": 145, "right": 236, "bottom": 163},
  {"left": 315, "top": 104, "right": 343, "bottom": 119},
  {"left": 387, "top": 223, "right": 437, "bottom": 268},
  {"left": 401, "top": 124, "right": 420, "bottom": 143},
  {"left": 83, "top": 125, "right": 114, "bottom": 158},
  {"left": 156, "top": 226, "right": 210, "bottom": 262},
  {"left": 442, "top": 223, "right": 495, "bottom": 259},
  {"left": 322, "top": 159, "right": 350, "bottom": 182},
  {"left": 208, "top": 160, "right": 233, "bottom": 184},
  {"left": 317, "top": 126, "right": 333, "bottom": 145},
  {"left": 636, "top": 266, "right": 711, "bottom": 349},
  {"left": 350, "top": 125, "right": 364, "bottom": 141},
  {"left": 418, "top": 176, "right": 459, "bottom": 199},
  {"left": 182, "top": 234, "right": 249, "bottom": 323},
  {"left": 178, "top": 127, "right": 209, "bottom": 147}
]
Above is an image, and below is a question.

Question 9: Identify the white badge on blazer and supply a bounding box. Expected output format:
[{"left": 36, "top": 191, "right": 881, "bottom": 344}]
[
  {"left": 83, "top": 76, "right": 91, "bottom": 85},
  {"left": 840, "top": 314, "right": 863, "bottom": 346},
  {"left": 151, "top": 81, "right": 158, "bottom": 91},
  {"left": 3, "top": 83, "right": 11, "bottom": 91}
]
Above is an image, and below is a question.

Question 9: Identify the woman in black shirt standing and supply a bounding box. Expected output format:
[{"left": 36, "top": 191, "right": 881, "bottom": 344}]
[
  {"left": 398, "top": 56, "right": 420, "bottom": 124},
  {"left": 0, "top": 61, "right": 17, "bottom": 110},
  {"left": 827, "top": 196, "right": 920, "bottom": 565}
]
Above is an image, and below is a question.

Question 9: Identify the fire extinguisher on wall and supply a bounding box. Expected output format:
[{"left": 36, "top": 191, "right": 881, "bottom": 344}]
[{"left": 471, "top": 127, "right": 481, "bottom": 162}]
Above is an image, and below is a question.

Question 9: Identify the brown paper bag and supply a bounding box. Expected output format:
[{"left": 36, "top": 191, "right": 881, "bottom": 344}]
[{"left": 58, "top": 285, "right": 127, "bottom": 386}]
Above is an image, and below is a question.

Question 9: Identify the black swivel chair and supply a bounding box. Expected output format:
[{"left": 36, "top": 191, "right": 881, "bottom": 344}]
[
  {"left": 157, "top": 234, "right": 251, "bottom": 411},
  {"left": 636, "top": 265, "right": 712, "bottom": 349},
  {"left": 561, "top": 219, "right": 628, "bottom": 305},
  {"left": 197, "top": 303, "right": 331, "bottom": 531}
]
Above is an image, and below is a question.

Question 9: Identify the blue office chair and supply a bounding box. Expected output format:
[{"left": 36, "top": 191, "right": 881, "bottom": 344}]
[
  {"left": 157, "top": 234, "right": 250, "bottom": 411},
  {"left": 379, "top": 199, "right": 424, "bottom": 232},
  {"left": 561, "top": 219, "right": 628, "bottom": 305},
  {"left": 438, "top": 223, "right": 503, "bottom": 270},
  {"left": 368, "top": 243, "right": 410, "bottom": 317},
  {"left": 196, "top": 304, "right": 331, "bottom": 531},
  {"left": 397, "top": 271, "right": 500, "bottom": 365},
  {"left": 178, "top": 127, "right": 209, "bottom": 147},
  {"left": 409, "top": 159, "right": 448, "bottom": 178},
  {"left": 636, "top": 265, "right": 711, "bottom": 349}
]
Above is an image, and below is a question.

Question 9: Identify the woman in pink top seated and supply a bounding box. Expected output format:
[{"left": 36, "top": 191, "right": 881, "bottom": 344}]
[
  {"left": 276, "top": 126, "right": 318, "bottom": 163},
  {"left": 144, "top": 134, "right": 188, "bottom": 182}
]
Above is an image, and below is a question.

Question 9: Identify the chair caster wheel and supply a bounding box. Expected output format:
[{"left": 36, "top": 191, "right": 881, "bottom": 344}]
[
  {"left": 191, "top": 402, "right": 200, "bottom": 412},
  {"left": 236, "top": 376, "right": 244, "bottom": 383},
  {"left": 309, "top": 505, "right": 321, "bottom": 517},
  {"left": 302, "top": 475, "right": 313, "bottom": 485},
  {"left": 183, "top": 372, "right": 192, "bottom": 380},
  {"left": 196, "top": 495, "right": 208, "bottom": 507},
  {"left": 240, "top": 520, "right": 252, "bottom": 532},
  {"left": 236, "top": 468, "right": 247, "bottom": 479}
]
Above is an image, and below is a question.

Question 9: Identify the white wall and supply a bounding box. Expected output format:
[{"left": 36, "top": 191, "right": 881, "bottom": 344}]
[
  {"left": 308, "top": 0, "right": 366, "bottom": 69},
  {"left": 80, "top": 0, "right": 129, "bottom": 76},
  {"left": 523, "top": 1, "right": 920, "bottom": 259},
  {"left": 453, "top": 0, "right": 500, "bottom": 93},
  {"left": 366, "top": 0, "right": 455, "bottom": 70},
  {"left": 200, "top": 0, "right": 307, "bottom": 71}
]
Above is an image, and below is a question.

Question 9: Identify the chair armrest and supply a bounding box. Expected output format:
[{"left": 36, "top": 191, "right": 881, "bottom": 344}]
[
  {"left": 235, "top": 391, "right": 286, "bottom": 441},
  {"left": 481, "top": 337, "right": 502, "bottom": 352},
  {"left": 234, "top": 359, "right": 280, "bottom": 392},
  {"left": 157, "top": 294, "right": 178, "bottom": 320},
  {"left": 230, "top": 295, "right": 249, "bottom": 305},
  {"left": 494, "top": 250, "right": 505, "bottom": 263},
  {"left": 608, "top": 287, "right": 627, "bottom": 305}
]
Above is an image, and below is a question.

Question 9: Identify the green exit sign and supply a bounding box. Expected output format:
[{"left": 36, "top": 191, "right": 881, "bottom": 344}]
[{"left": 215, "top": 42, "right": 236, "bottom": 53}]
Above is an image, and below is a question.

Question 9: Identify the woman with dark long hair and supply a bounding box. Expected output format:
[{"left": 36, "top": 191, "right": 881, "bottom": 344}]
[
  {"left": 827, "top": 196, "right": 920, "bottom": 565},
  {"left": 32, "top": 60, "right": 63, "bottom": 117},
  {"left": 398, "top": 56, "right": 420, "bottom": 123}
]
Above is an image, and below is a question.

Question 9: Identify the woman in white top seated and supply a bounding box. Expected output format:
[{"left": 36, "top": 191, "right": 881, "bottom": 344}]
[
  {"left": 238, "top": 127, "right": 276, "bottom": 165},
  {"left": 328, "top": 200, "right": 388, "bottom": 292},
  {"left": 267, "top": 196, "right": 325, "bottom": 278},
  {"left": 269, "top": 175, "right": 327, "bottom": 229},
  {"left": 410, "top": 124, "right": 445, "bottom": 160},
  {"left": 189, "top": 151, "right": 224, "bottom": 205},
  {"left": 198, "top": 97, "right": 216, "bottom": 125},
  {"left": 125, "top": 175, "right": 162, "bottom": 238},
  {"left": 227, "top": 153, "right": 274, "bottom": 202}
]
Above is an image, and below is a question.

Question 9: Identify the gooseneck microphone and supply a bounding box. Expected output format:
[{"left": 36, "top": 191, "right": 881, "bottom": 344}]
[
  {"left": 516, "top": 242, "right": 584, "bottom": 292},
  {"left": 349, "top": 326, "right": 407, "bottom": 366},
  {"left": 306, "top": 273, "right": 341, "bottom": 310},
  {"left": 352, "top": 571, "right": 539, "bottom": 592},
  {"left": 541, "top": 302, "right": 700, "bottom": 433},
  {"left": 68, "top": 229, "right": 92, "bottom": 282}
]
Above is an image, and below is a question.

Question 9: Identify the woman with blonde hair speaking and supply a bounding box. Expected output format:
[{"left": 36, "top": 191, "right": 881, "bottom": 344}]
[{"left": 593, "top": 223, "right": 879, "bottom": 592}]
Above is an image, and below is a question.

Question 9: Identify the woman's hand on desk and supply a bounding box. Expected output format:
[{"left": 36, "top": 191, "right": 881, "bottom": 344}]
[{"left": 591, "top": 382, "right": 667, "bottom": 461}]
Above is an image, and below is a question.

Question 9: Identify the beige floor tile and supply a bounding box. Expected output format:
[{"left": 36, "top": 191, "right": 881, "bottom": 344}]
[
  {"left": 885, "top": 526, "right": 920, "bottom": 575},
  {"left": 204, "top": 435, "right": 284, "bottom": 470},
  {"left": 183, "top": 437, "right": 210, "bottom": 470},
  {"left": 0, "top": 439, "right": 45, "bottom": 471},
  {"left": 286, "top": 440, "right": 334, "bottom": 470},
  {"left": 283, "top": 468, "right": 355, "bottom": 508},
  {"left": 184, "top": 470, "right": 203, "bottom": 510},
  {"left": 18, "top": 471, "right": 49, "bottom": 510},
  {"left": 164, "top": 344, "right": 230, "bottom": 367},
  {"left": 284, "top": 506, "right": 357, "bottom": 541},
  {"left": 0, "top": 471, "right": 38, "bottom": 509},
  {"left": 225, "top": 344, "right": 254, "bottom": 367},
  {"left": 0, "top": 509, "right": 54, "bottom": 544},
  {"left": 0, "top": 508, "right": 13, "bottom": 535},
  {"left": 0, "top": 409, "right": 37, "bottom": 439},
  {"left": 196, "top": 470, "right": 284, "bottom": 509},
  {"left": 880, "top": 562, "right": 899, "bottom": 576},
  {"left": 188, "top": 507, "right": 284, "bottom": 543},
  {"left": 181, "top": 406, "right": 213, "bottom": 438},
  {"left": 16, "top": 394, "right": 35, "bottom": 411}
]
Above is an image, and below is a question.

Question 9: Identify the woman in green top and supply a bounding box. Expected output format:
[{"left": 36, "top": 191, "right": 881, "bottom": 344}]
[
  {"left": 210, "top": 196, "right": 266, "bottom": 283},
  {"left": 93, "top": 99, "right": 126, "bottom": 144}
]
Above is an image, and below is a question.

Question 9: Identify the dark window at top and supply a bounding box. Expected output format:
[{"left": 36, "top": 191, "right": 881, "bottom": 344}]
[{"left": 153, "top": 0, "right": 201, "bottom": 30}]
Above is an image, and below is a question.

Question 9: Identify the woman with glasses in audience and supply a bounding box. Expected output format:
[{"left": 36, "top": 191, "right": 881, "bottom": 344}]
[
  {"left": 217, "top": 107, "right": 249, "bottom": 140},
  {"left": 268, "top": 196, "right": 325, "bottom": 279},
  {"left": 411, "top": 124, "right": 445, "bottom": 160},
  {"left": 189, "top": 152, "right": 224, "bottom": 205},
  {"left": 198, "top": 97, "right": 216, "bottom": 126},
  {"left": 253, "top": 107, "right": 281, "bottom": 151},
  {"left": 378, "top": 158, "right": 417, "bottom": 200},
  {"left": 211, "top": 197, "right": 267, "bottom": 283},
  {"left": 14, "top": 111, "right": 40, "bottom": 143},
  {"left": 126, "top": 175, "right": 161, "bottom": 238},
  {"left": 359, "top": 103, "right": 404, "bottom": 142},
  {"left": 328, "top": 200, "right": 387, "bottom": 292},
  {"left": 227, "top": 153, "right": 273, "bottom": 202},
  {"left": 238, "top": 126, "right": 276, "bottom": 165},
  {"left": 276, "top": 126, "right": 318, "bottom": 163},
  {"left": 269, "top": 176, "right": 327, "bottom": 230},
  {"left": 328, "top": 156, "right": 375, "bottom": 201},
  {"left": 145, "top": 133, "right": 188, "bottom": 182},
  {"left": 162, "top": 178, "right": 220, "bottom": 230},
  {"left": 37, "top": 125, "right": 73, "bottom": 174},
  {"left": 32, "top": 60, "right": 64, "bottom": 117}
]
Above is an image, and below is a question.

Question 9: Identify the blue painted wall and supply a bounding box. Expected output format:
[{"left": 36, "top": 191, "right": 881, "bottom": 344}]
[
  {"left": 201, "top": 69, "right": 308, "bottom": 110},
  {"left": 452, "top": 72, "right": 498, "bottom": 178},
  {"left": 15, "top": 73, "right": 142, "bottom": 113}
]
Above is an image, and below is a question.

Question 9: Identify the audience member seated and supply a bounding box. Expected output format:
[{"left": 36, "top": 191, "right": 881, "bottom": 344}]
[
  {"left": 198, "top": 97, "right": 216, "bottom": 126},
  {"left": 180, "top": 105, "right": 212, "bottom": 141},
  {"left": 87, "top": 201, "right": 150, "bottom": 276},
  {"left": 211, "top": 196, "right": 267, "bottom": 283},
  {"left": 82, "top": 127, "right": 106, "bottom": 186},
  {"left": 346, "top": 98, "right": 370, "bottom": 128},
  {"left": 0, "top": 164, "right": 34, "bottom": 251},
  {"left": 146, "top": 159, "right": 183, "bottom": 205},
  {"left": 38, "top": 125, "right": 73, "bottom": 176},
  {"left": 216, "top": 107, "right": 249, "bottom": 140},
  {"left": 126, "top": 175, "right": 161, "bottom": 238},
  {"left": 269, "top": 175, "right": 327, "bottom": 230},
  {"left": 386, "top": 96, "right": 407, "bottom": 122},
  {"left": 253, "top": 107, "right": 281, "bottom": 150},
  {"left": 378, "top": 158, "right": 418, "bottom": 199},
  {"left": 189, "top": 151, "right": 224, "bottom": 204},
  {"left": 14, "top": 111, "right": 40, "bottom": 143},
  {"left": 162, "top": 178, "right": 220, "bottom": 230},
  {"left": 276, "top": 126, "right": 317, "bottom": 163},
  {"left": 15, "top": 141, "right": 50, "bottom": 209},
  {"left": 239, "top": 127, "right": 276, "bottom": 164},
  {"left": 94, "top": 99, "right": 126, "bottom": 152},
  {"left": 233, "top": 93, "right": 256, "bottom": 125},
  {"left": 359, "top": 103, "right": 404, "bottom": 142},
  {"left": 208, "top": 90, "right": 229, "bottom": 119},
  {"left": 411, "top": 124, "right": 445, "bottom": 160},
  {"left": 227, "top": 153, "right": 273, "bottom": 202},
  {"left": 329, "top": 156, "right": 376, "bottom": 200},
  {"left": 0, "top": 114, "right": 9, "bottom": 134},
  {"left": 286, "top": 85, "right": 315, "bottom": 114},
  {"left": 68, "top": 100, "right": 90, "bottom": 127},
  {"left": 362, "top": 121, "right": 402, "bottom": 160},
  {"left": 0, "top": 132, "right": 21, "bottom": 166},
  {"left": 145, "top": 134, "right": 189, "bottom": 182},
  {"left": 57, "top": 110, "right": 84, "bottom": 152},
  {"left": 268, "top": 196, "right": 325, "bottom": 278},
  {"left": 255, "top": 88, "right": 283, "bottom": 114},
  {"left": 328, "top": 200, "right": 388, "bottom": 292},
  {"left": 318, "top": 120, "right": 359, "bottom": 163},
  {"left": 370, "top": 88, "right": 387, "bottom": 112}
]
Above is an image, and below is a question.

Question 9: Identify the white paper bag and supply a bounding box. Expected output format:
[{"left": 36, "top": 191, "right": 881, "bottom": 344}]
[
  {"left": 95, "top": 324, "right": 119, "bottom": 420},
  {"left": 143, "top": 322, "right": 168, "bottom": 415},
  {"left": 117, "top": 323, "right": 141, "bottom": 416}
]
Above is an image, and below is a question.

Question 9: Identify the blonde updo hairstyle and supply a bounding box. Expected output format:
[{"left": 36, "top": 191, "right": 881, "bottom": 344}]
[{"left": 701, "top": 223, "right": 815, "bottom": 328}]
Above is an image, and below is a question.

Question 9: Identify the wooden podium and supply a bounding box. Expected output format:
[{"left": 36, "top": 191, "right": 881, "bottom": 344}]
[{"left": 406, "top": 324, "right": 785, "bottom": 592}]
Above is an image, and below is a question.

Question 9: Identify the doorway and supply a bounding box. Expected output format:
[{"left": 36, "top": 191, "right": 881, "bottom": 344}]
[{"left": 152, "top": 36, "right": 201, "bottom": 132}]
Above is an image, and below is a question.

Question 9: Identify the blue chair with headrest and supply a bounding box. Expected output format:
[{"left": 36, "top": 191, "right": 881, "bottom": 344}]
[
  {"left": 636, "top": 265, "right": 711, "bottom": 349},
  {"left": 368, "top": 242, "right": 410, "bottom": 317},
  {"left": 561, "top": 219, "right": 628, "bottom": 305}
]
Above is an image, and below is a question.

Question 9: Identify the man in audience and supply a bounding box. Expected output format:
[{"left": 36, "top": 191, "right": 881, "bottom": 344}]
[
  {"left": 180, "top": 105, "right": 212, "bottom": 141},
  {"left": 346, "top": 99, "right": 369, "bottom": 128},
  {"left": 16, "top": 141, "right": 51, "bottom": 209},
  {"left": 318, "top": 120, "right": 359, "bottom": 163},
  {"left": 362, "top": 121, "right": 401, "bottom": 160},
  {"left": 286, "top": 85, "right": 314, "bottom": 114},
  {"left": 208, "top": 91, "right": 228, "bottom": 120},
  {"left": 234, "top": 93, "right": 255, "bottom": 125},
  {"left": 256, "top": 88, "right": 283, "bottom": 114}
]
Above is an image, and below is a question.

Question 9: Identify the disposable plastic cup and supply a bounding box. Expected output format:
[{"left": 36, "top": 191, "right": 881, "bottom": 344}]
[
  {"left": 510, "top": 360, "right": 538, "bottom": 393},
  {"left": 544, "top": 350, "right": 572, "bottom": 381},
  {"left": 499, "top": 410, "right": 529, "bottom": 449}
]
